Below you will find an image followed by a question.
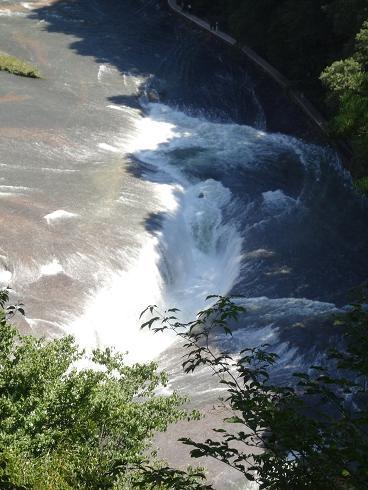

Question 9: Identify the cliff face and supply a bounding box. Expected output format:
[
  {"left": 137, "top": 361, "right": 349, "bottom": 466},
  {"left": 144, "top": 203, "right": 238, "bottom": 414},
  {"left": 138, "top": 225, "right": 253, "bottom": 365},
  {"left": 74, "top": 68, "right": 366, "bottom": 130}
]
[
  {"left": 187, "top": 0, "right": 366, "bottom": 105},
  {"left": 184, "top": 1, "right": 368, "bottom": 181}
]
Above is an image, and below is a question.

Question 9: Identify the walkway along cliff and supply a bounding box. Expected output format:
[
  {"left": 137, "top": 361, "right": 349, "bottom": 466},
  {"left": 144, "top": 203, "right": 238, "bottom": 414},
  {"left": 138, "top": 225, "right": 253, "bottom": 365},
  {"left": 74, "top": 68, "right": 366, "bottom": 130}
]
[{"left": 167, "top": 0, "right": 353, "bottom": 163}]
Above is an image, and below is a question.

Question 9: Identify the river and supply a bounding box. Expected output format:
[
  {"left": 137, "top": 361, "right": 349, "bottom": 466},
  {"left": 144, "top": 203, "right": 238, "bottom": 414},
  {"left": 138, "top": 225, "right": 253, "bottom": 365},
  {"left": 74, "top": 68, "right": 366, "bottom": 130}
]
[{"left": 0, "top": 0, "right": 367, "bottom": 487}]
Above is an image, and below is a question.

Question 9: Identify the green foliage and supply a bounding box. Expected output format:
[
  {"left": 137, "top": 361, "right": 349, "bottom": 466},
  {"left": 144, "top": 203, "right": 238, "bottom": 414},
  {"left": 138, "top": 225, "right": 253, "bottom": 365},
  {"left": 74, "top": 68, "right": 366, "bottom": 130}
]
[
  {"left": 320, "top": 58, "right": 364, "bottom": 94},
  {"left": 189, "top": 0, "right": 366, "bottom": 86},
  {"left": 0, "top": 53, "right": 41, "bottom": 78},
  {"left": 0, "top": 289, "right": 207, "bottom": 489},
  {"left": 189, "top": 1, "right": 368, "bottom": 178},
  {"left": 132, "top": 465, "right": 213, "bottom": 490},
  {"left": 1, "top": 284, "right": 366, "bottom": 489},
  {"left": 142, "top": 295, "right": 368, "bottom": 489},
  {"left": 354, "top": 176, "right": 368, "bottom": 195},
  {"left": 320, "top": 20, "right": 368, "bottom": 174}
]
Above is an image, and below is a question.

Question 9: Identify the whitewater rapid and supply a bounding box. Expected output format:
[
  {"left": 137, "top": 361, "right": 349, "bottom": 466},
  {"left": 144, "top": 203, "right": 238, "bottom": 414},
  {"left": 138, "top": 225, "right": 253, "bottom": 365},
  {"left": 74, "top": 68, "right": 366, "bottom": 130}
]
[
  {"left": 63, "top": 99, "right": 354, "bottom": 367},
  {"left": 65, "top": 101, "right": 244, "bottom": 362},
  {"left": 2, "top": 81, "right": 365, "bottom": 368},
  {"left": 1, "top": 0, "right": 367, "bottom": 368}
]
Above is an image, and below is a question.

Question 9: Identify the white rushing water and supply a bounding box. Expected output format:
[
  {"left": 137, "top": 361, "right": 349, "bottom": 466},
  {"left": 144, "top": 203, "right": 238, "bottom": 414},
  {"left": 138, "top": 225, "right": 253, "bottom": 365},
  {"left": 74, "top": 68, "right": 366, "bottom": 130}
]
[
  {"left": 65, "top": 102, "right": 243, "bottom": 362},
  {"left": 62, "top": 99, "right": 350, "bottom": 363}
]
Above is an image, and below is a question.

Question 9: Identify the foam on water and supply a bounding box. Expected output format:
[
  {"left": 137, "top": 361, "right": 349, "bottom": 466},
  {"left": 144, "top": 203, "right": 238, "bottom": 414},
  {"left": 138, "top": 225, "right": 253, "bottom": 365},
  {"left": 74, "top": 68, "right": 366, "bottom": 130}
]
[
  {"left": 40, "top": 259, "right": 63, "bottom": 276},
  {"left": 0, "top": 192, "right": 17, "bottom": 198},
  {"left": 157, "top": 179, "right": 242, "bottom": 319},
  {"left": 65, "top": 237, "right": 175, "bottom": 363},
  {"left": 0, "top": 185, "right": 32, "bottom": 192},
  {"left": 67, "top": 102, "right": 243, "bottom": 361},
  {"left": 21, "top": 2, "right": 34, "bottom": 10},
  {"left": 0, "top": 270, "right": 12, "bottom": 285},
  {"left": 97, "top": 64, "right": 120, "bottom": 82},
  {"left": 97, "top": 142, "right": 120, "bottom": 153},
  {"left": 262, "top": 189, "right": 297, "bottom": 212},
  {"left": 0, "top": 9, "right": 24, "bottom": 16},
  {"left": 66, "top": 101, "right": 346, "bottom": 364},
  {"left": 129, "top": 103, "right": 243, "bottom": 317},
  {"left": 44, "top": 209, "right": 79, "bottom": 224},
  {"left": 134, "top": 103, "right": 342, "bottom": 186},
  {"left": 107, "top": 104, "right": 126, "bottom": 111},
  {"left": 40, "top": 167, "right": 79, "bottom": 173}
]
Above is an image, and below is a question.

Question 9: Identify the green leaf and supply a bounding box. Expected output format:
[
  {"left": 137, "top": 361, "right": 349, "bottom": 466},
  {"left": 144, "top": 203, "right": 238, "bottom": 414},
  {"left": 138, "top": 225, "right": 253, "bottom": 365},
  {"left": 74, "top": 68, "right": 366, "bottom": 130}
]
[{"left": 224, "top": 416, "right": 244, "bottom": 424}]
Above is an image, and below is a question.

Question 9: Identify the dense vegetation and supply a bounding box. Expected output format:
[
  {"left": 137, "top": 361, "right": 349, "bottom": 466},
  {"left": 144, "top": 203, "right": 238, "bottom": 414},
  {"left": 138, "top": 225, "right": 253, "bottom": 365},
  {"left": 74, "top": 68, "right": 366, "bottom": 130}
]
[
  {"left": 0, "top": 289, "right": 367, "bottom": 488},
  {"left": 143, "top": 295, "right": 368, "bottom": 489},
  {"left": 321, "top": 20, "right": 368, "bottom": 182},
  {"left": 0, "top": 53, "right": 41, "bottom": 78},
  {"left": 0, "top": 290, "right": 204, "bottom": 489},
  {"left": 186, "top": 0, "right": 368, "bottom": 184},
  {"left": 189, "top": 1, "right": 366, "bottom": 88}
]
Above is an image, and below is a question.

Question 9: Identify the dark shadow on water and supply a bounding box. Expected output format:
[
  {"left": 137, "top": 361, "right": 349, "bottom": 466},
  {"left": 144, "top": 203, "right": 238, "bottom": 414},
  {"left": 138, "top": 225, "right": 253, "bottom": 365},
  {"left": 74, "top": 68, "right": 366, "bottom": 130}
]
[
  {"left": 108, "top": 94, "right": 142, "bottom": 110},
  {"left": 125, "top": 155, "right": 180, "bottom": 185},
  {"left": 214, "top": 306, "right": 344, "bottom": 382},
  {"left": 143, "top": 211, "right": 167, "bottom": 235},
  {"left": 29, "top": 0, "right": 273, "bottom": 126}
]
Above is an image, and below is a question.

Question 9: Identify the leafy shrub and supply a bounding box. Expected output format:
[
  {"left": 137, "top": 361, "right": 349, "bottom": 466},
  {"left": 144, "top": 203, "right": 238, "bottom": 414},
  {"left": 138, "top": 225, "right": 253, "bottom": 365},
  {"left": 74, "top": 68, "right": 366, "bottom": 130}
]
[
  {"left": 320, "top": 20, "right": 368, "bottom": 172},
  {"left": 0, "top": 54, "right": 41, "bottom": 78},
  {"left": 142, "top": 295, "right": 368, "bottom": 489},
  {"left": 354, "top": 176, "right": 368, "bottom": 195},
  {"left": 0, "top": 289, "right": 205, "bottom": 489}
]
